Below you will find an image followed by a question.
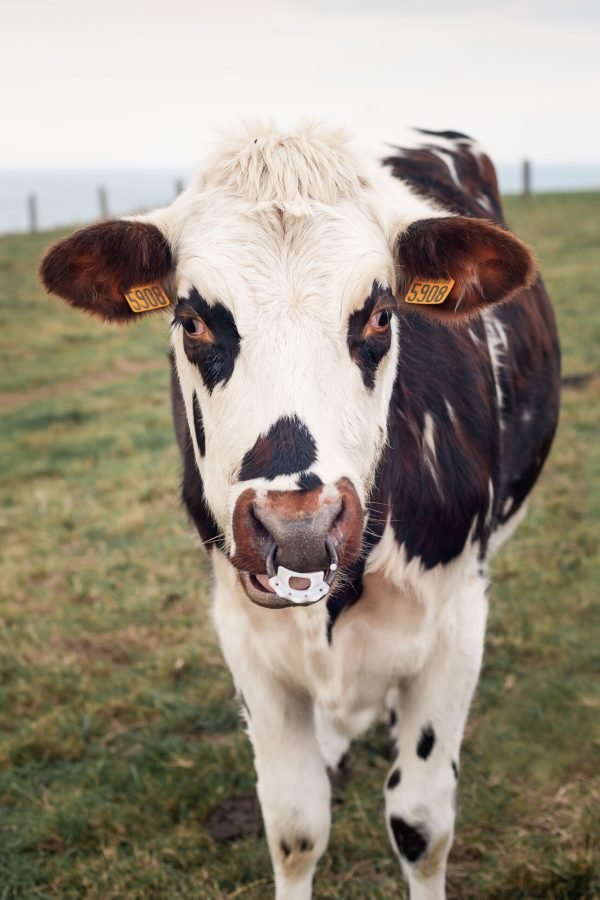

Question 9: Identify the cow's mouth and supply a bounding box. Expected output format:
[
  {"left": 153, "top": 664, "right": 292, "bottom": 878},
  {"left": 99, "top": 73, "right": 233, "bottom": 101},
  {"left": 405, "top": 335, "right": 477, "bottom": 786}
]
[
  {"left": 239, "top": 565, "right": 336, "bottom": 609},
  {"left": 252, "top": 573, "right": 312, "bottom": 593}
]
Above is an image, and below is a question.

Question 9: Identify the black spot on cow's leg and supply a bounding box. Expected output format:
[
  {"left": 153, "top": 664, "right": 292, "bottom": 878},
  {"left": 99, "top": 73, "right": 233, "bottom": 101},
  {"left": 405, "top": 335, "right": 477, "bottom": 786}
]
[
  {"left": 192, "top": 392, "right": 206, "bottom": 456},
  {"left": 280, "top": 836, "right": 313, "bottom": 857},
  {"left": 417, "top": 724, "right": 436, "bottom": 760},
  {"left": 386, "top": 767, "right": 401, "bottom": 790},
  {"left": 452, "top": 760, "right": 458, "bottom": 779},
  {"left": 239, "top": 415, "right": 317, "bottom": 481},
  {"left": 389, "top": 816, "right": 428, "bottom": 863},
  {"left": 389, "top": 708, "right": 397, "bottom": 728},
  {"left": 297, "top": 471, "right": 323, "bottom": 492},
  {"left": 174, "top": 287, "right": 241, "bottom": 393}
]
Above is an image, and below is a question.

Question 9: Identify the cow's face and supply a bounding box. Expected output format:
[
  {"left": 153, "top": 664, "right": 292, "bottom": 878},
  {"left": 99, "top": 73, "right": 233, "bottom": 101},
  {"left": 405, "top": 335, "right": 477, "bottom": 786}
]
[
  {"left": 40, "top": 128, "right": 535, "bottom": 608},
  {"left": 168, "top": 196, "right": 399, "bottom": 604}
]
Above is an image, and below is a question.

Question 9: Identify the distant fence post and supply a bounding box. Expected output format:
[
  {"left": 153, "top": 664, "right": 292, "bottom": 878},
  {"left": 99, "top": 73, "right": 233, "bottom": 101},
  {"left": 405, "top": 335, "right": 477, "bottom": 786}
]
[
  {"left": 28, "top": 195, "right": 38, "bottom": 233},
  {"left": 522, "top": 159, "right": 532, "bottom": 200},
  {"left": 175, "top": 179, "right": 184, "bottom": 197},
  {"left": 98, "top": 187, "right": 109, "bottom": 219}
]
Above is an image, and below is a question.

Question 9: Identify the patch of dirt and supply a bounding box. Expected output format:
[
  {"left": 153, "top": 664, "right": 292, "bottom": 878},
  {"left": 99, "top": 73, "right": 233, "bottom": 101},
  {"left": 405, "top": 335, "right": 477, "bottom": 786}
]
[
  {"left": 561, "top": 372, "right": 598, "bottom": 389},
  {"left": 206, "top": 792, "right": 263, "bottom": 842}
]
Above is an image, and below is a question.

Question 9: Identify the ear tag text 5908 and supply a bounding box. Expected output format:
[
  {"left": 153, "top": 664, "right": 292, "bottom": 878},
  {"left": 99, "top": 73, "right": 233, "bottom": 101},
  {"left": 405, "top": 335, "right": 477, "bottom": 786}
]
[
  {"left": 124, "top": 283, "right": 170, "bottom": 313},
  {"left": 404, "top": 277, "right": 455, "bottom": 305}
]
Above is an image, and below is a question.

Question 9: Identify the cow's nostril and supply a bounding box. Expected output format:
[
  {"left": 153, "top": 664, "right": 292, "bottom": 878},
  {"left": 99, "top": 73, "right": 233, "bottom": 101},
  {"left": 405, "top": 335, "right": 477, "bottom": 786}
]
[
  {"left": 250, "top": 504, "right": 272, "bottom": 542},
  {"left": 329, "top": 497, "right": 346, "bottom": 535}
]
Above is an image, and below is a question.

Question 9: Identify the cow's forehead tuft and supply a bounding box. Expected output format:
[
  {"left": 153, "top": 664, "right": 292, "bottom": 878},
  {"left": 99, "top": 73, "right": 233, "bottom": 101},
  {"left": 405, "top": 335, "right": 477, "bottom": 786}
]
[{"left": 195, "top": 121, "right": 366, "bottom": 209}]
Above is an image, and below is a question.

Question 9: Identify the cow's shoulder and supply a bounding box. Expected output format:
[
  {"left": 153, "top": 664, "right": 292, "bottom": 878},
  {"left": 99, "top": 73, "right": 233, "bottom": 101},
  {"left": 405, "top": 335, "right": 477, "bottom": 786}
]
[
  {"left": 380, "top": 314, "right": 499, "bottom": 569},
  {"left": 381, "top": 128, "right": 504, "bottom": 222}
]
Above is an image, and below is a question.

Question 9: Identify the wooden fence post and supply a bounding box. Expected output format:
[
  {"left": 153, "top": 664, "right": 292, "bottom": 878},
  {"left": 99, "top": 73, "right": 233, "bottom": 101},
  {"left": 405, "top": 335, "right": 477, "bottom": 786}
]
[
  {"left": 28, "top": 194, "right": 38, "bottom": 233},
  {"left": 522, "top": 159, "right": 532, "bottom": 200},
  {"left": 98, "top": 186, "right": 109, "bottom": 219}
]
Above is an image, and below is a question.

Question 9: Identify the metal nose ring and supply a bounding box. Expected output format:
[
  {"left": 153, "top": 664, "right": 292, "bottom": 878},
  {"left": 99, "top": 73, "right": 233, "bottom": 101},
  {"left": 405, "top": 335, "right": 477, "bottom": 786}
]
[
  {"left": 264, "top": 538, "right": 339, "bottom": 605},
  {"left": 325, "top": 536, "right": 338, "bottom": 585}
]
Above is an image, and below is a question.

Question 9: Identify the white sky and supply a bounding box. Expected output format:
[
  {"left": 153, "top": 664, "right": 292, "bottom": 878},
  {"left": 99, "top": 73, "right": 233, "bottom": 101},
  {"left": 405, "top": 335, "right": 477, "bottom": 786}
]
[{"left": 3, "top": 0, "right": 599, "bottom": 169}]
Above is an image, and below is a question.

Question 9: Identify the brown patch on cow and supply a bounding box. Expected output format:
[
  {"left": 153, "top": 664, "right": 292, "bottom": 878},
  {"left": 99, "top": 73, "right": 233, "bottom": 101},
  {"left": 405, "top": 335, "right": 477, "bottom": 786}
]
[
  {"left": 39, "top": 219, "right": 173, "bottom": 323},
  {"left": 396, "top": 216, "right": 536, "bottom": 324},
  {"left": 265, "top": 484, "right": 325, "bottom": 518}
]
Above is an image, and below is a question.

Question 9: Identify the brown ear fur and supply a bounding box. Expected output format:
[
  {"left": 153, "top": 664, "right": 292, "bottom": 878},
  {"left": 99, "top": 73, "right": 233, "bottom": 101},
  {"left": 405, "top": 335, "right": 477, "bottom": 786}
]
[
  {"left": 39, "top": 220, "right": 173, "bottom": 323},
  {"left": 396, "top": 216, "right": 536, "bottom": 323}
]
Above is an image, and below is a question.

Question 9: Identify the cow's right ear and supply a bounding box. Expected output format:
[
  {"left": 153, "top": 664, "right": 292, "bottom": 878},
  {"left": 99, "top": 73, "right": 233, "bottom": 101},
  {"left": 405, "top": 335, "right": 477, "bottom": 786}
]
[{"left": 39, "top": 218, "right": 174, "bottom": 323}]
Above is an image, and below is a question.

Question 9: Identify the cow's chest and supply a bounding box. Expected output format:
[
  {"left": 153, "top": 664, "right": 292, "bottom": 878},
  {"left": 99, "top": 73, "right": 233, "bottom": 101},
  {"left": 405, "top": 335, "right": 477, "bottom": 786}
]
[
  {"left": 300, "top": 571, "right": 441, "bottom": 733},
  {"left": 213, "top": 552, "right": 443, "bottom": 739}
]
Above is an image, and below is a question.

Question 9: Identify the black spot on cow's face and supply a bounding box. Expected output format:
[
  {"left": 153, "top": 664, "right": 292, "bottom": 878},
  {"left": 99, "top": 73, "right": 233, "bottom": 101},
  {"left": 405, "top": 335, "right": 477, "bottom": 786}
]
[
  {"left": 192, "top": 391, "right": 206, "bottom": 456},
  {"left": 386, "top": 767, "right": 401, "bottom": 790},
  {"left": 417, "top": 725, "right": 436, "bottom": 760},
  {"left": 174, "top": 287, "right": 240, "bottom": 393},
  {"left": 297, "top": 471, "right": 323, "bottom": 492},
  {"left": 347, "top": 281, "right": 395, "bottom": 390},
  {"left": 389, "top": 816, "right": 428, "bottom": 863},
  {"left": 239, "top": 415, "right": 317, "bottom": 481}
]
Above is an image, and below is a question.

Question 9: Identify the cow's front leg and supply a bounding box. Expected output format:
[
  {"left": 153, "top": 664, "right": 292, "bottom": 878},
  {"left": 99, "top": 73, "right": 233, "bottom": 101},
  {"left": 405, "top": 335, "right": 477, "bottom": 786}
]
[
  {"left": 242, "top": 673, "right": 331, "bottom": 900},
  {"left": 384, "top": 574, "right": 488, "bottom": 900},
  {"left": 214, "top": 589, "right": 330, "bottom": 898}
]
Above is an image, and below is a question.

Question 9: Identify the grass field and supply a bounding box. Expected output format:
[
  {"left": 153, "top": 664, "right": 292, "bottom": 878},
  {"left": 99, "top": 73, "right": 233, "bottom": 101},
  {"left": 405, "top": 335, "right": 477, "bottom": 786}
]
[{"left": 1, "top": 193, "right": 598, "bottom": 899}]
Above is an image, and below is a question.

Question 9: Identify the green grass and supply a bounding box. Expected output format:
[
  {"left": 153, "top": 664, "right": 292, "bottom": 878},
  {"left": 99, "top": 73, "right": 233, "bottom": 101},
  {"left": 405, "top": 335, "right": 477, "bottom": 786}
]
[{"left": 1, "top": 194, "right": 599, "bottom": 899}]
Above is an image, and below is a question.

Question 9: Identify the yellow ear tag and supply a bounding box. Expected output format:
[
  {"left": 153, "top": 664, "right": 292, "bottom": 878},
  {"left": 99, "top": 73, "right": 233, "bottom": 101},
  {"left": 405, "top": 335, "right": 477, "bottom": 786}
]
[
  {"left": 404, "top": 277, "right": 455, "bottom": 305},
  {"left": 124, "top": 283, "right": 170, "bottom": 313}
]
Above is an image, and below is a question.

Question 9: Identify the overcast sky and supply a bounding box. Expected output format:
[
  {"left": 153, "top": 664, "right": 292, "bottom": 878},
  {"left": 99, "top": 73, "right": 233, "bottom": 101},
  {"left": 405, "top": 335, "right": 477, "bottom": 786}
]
[{"left": 3, "top": 0, "right": 599, "bottom": 169}]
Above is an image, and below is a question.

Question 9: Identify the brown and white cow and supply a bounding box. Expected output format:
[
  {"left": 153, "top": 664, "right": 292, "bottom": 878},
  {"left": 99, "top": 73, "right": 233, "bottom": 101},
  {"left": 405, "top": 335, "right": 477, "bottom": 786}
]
[{"left": 40, "top": 123, "right": 560, "bottom": 900}]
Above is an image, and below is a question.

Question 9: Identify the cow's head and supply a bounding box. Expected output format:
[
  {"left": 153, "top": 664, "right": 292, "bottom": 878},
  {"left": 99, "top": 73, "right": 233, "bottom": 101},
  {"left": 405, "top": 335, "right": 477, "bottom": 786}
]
[{"left": 40, "top": 125, "right": 535, "bottom": 609}]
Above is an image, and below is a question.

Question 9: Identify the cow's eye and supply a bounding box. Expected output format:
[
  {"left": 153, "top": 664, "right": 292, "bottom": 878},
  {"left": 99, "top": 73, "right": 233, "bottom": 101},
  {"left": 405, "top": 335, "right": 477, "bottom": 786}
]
[
  {"left": 366, "top": 308, "right": 392, "bottom": 335},
  {"left": 182, "top": 317, "right": 208, "bottom": 338}
]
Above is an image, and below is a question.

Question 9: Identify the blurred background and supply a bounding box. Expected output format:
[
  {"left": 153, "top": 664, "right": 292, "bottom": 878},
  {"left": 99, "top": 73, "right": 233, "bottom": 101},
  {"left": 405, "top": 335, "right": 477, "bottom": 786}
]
[
  {"left": 1, "top": 2, "right": 598, "bottom": 898},
  {"left": 2, "top": 0, "right": 600, "bottom": 232}
]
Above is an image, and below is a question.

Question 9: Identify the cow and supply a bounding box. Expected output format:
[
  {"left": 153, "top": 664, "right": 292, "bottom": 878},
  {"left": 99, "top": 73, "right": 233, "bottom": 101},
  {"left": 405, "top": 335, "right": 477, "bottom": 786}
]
[{"left": 40, "top": 122, "right": 560, "bottom": 900}]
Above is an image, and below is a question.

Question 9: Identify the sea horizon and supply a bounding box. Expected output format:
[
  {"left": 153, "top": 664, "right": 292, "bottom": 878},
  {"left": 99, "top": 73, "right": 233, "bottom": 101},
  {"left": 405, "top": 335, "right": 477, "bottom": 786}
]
[{"left": 1, "top": 163, "right": 599, "bottom": 235}]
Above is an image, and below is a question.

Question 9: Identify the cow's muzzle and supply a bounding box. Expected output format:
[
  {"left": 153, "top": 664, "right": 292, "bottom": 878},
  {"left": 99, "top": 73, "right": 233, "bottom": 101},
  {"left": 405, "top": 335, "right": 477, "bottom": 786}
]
[{"left": 231, "top": 478, "right": 363, "bottom": 609}]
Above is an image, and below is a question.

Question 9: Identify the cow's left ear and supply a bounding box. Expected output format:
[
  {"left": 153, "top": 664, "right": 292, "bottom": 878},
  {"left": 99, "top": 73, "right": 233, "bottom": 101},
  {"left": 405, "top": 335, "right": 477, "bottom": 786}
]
[
  {"left": 39, "top": 217, "right": 174, "bottom": 323},
  {"left": 395, "top": 215, "right": 536, "bottom": 323}
]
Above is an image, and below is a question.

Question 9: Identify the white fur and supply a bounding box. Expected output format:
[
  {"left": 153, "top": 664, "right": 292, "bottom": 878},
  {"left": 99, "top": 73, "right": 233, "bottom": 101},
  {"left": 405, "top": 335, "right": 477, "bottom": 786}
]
[{"left": 482, "top": 308, "right": 509, "bottom": 421}]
